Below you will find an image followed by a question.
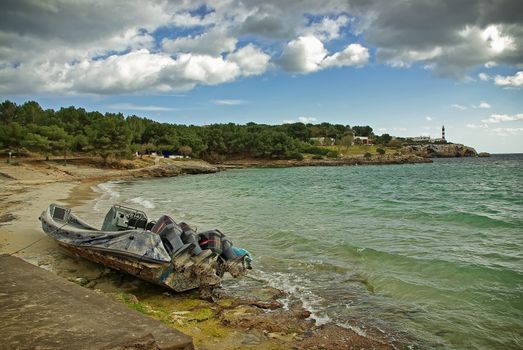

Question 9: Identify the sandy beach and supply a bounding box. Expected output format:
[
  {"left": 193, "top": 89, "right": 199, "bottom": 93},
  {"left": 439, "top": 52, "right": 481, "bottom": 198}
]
[{"left": 0, "top": 157, "right": 393, "bottom": 349}]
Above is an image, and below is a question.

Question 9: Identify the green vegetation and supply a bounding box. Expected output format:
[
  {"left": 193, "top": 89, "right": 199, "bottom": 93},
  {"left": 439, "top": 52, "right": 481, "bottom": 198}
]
[{"left": 0, "top": 100, "right": 398, "bottom": 162}]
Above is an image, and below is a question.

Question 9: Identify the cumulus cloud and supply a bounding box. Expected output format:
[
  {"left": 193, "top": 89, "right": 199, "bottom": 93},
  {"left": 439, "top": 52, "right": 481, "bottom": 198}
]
[
  {"left": 321, "top": 43, "right": 369, "bottom": 68},
  {"left": 494, "top": 71, "right": 523, "bottom": 88},
  {"left": 1, "top": 0, "right": 523, "bottom": 94},
  {"left": 478, "top": 101, "right": 491, "bottom": 109},
  {"left": 482, "top": 113, "right": 523, "bottom": 123},
  {"left": 278, "top": 36, "right": 328, "bottom": 73},
  {"left": 227, "top": 44, "right": 271, "bottom": 76},
  {"left": 278, "top": 35, "right": 369, "bottom": 73},
  {"left": 348, "top": 1, "right": 523, "bottom": 77}
]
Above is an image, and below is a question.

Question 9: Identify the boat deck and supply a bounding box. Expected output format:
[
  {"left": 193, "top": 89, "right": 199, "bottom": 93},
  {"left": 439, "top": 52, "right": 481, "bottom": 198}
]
[{"left": 0, "top": 254, "right": 193, "bottom": 350}]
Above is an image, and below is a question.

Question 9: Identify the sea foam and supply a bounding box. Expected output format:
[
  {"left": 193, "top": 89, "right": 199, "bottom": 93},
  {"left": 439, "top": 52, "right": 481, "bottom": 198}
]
[{"left": 129, "top": 196, "right": 156, "bottom": 209}]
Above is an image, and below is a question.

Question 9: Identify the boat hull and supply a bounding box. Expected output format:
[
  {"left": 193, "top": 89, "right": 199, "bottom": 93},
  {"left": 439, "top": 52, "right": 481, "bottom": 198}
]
[{"left": 56, "top": 242, "right": 204, "bottom": 292}]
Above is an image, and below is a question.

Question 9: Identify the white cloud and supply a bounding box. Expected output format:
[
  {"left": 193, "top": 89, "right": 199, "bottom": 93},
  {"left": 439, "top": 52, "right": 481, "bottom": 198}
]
[
  {"left": 478, "top": 72, "right": 490, "bottom": 81},
  {"left": 425, "top": 116, "right": 432, "bottom": 121},
  {"left": 482, "top": 113, "right": 523, "bottom": 124},
  {"left": 283, "top": 116, "right": 318, "bottom": 124},
  {"left": 227, "top": 44, "right": 271, "bottom": 76},
  {"left": 298, "top": 116, "right": 317, "bottom": 123},
  {"left": 491, "top": 127, "right": 523, "bottom": 136},
  {"left": 278, "top": 35, "right": 369, "bottom": 73},
  {"left": 5, "top": 48, "right": 262, "bottom": 94},
  {"left": 302, "top": 15, "right": 350, "bottom": 41},
  {"left": 478, "top": 101, "right": 491, "bottom": 109},
  {"left": 278, "top": 36, "right": 328, "bottom": 73},
  {"left": 166, "top": 53, "right": 240, "bottom": 87},
  {"left": 466, "top": 123, "right": 488, "bottom": 129},
  {"left": 162, "top": 28, "right": 237, "bottom": 56},
  {"left": 1, "top": 1, "right": 523, "bottom": 95},
  {"left": 481, "top": 25, "right": 514, "bottom": 53},
  {"left": 494, "top": 71, "right": 523, "bottom": 88},
  {"left": 321, "top": 43, "right": 369, "bottom": 68},
  {"left": 71, "top": 50, "right": 175, "bottom": 93},
  {"left": 107, "top": 103, "right": 177, "bottom": 112},
  {"left": 451, "top": 104, "right": 467, "bottom": 110},
  {"left": 383, "top": 47, "right": 442, "bottom": 68},
  {"left": 212, "top": 99, "right": 246, "bottom": 105}
]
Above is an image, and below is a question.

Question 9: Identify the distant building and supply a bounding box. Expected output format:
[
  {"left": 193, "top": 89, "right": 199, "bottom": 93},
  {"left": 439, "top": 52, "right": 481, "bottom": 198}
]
[
  {"left": 354, "top": 136, "right": 373, "bottom": 145},
  {"left": 410, "top": 136, "right": 431, "bottom": 142}
]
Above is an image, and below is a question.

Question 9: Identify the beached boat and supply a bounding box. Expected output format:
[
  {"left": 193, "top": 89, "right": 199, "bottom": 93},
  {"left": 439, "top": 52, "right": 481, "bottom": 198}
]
[{"left": 40, "top": 203, "right": 251, "bottom": 296}]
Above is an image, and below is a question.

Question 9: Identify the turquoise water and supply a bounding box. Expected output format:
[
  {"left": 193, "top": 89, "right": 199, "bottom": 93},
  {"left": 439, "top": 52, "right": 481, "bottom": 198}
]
[{"left": 89, "top": 155, "right": 523, "bottom": 349}]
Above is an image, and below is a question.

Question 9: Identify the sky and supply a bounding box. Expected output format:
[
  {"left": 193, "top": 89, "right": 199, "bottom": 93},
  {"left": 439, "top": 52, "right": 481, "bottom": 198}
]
[{"left": 1, "top": 0, "right": 522, "bottom": 153}]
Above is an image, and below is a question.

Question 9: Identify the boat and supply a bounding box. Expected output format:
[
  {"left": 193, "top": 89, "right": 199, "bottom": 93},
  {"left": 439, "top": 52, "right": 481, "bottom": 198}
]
[{"left": 39, "top": 203, "right": 252, "bottom": 297}]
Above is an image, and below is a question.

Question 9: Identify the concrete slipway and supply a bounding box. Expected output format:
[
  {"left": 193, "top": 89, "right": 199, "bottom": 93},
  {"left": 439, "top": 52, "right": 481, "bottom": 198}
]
[{"left": 0, "top": 254, "right": 193, "bottom": 350}]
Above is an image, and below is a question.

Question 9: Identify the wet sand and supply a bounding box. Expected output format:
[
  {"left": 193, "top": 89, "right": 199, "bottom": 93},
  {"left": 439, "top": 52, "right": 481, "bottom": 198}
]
[{"left": 0, "top": 158, "right": 393, "bottom": 349}]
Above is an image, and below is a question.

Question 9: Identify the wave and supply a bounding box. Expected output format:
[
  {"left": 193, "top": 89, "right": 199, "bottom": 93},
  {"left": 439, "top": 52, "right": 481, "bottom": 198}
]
[
  {"left": 91, "top": 181, "right": 121, "bottom": 212},
  {"left": 374, "top": 208, "right": 518, "bottom": 229},
  {"left": 129, "top": 196, "right": 156, "bottom": 209},
  {"left": 91, "top": 181, "right": 120, "bottom": 199},
  {"left": 436, "top": 210, "right": 519, "bottom": 229},
  {"left": 254, "top": 270, "right": 332, "bottom": 326},
  {"left": 333, "top": 243, "right": 523, "bottom": 290}
]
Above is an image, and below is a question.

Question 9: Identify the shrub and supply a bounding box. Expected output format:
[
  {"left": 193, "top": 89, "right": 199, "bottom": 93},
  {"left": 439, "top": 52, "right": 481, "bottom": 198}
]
[
  {"left": 376, "top": 147, "right": 385, "bottom": 155},
  {"left": 312, "top": 154, "right": 323, "bottom": 160},
  {"left": 326, "top": 150, "right": 339, "bottom": 158},
  {"left": 364, "top": 152, "right": 372, "bottom": 159},
  {"left": 300, "top": 145, "right": 330, "bottom": 156},
  {"left": 289, "top": 151, "right": 304, "bottom": 160}
]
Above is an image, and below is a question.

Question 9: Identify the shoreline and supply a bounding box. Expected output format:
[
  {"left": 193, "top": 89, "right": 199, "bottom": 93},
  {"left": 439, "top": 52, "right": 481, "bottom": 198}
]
[
  {"left": 0, "top": 157, "right": 398, "bottom": 349},
  {"left": 217, "top": 154, "right": 432, "bottom": 169}
]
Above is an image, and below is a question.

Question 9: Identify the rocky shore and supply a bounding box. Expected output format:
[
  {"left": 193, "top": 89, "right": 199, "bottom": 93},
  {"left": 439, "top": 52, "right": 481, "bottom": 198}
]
[
  {"left": 219, "top": 154, "right": 432, "bottom": 169},
  {"left": 402, "top": 143, "right": 478, "bottom": 158}
]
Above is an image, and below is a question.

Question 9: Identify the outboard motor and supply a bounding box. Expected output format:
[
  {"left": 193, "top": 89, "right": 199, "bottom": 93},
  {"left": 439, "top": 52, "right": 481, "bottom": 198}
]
[
  {"left": 179, "top": 222, "right": 203, "bottom": 256},
  {"left": 198, "top": 229, "right": 224, "bottom": 255},
  {"left": 152, "top": 215, "right": 192, "bottom": 257},
  {"left": 221, "top": 237, "right": 237, "bottom": 261},
  {"left": 198, "top": 230, "right": 239, "bottom": 262}
]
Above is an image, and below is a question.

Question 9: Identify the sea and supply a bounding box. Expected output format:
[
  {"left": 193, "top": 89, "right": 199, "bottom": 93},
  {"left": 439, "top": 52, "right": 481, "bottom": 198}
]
[{"left": 85, "top": 154, "right": 522, "bottom": 349}]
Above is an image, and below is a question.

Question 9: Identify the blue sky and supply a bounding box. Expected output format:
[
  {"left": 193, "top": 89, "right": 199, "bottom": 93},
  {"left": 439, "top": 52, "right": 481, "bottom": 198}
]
[{"left": 1, "top": 1, "right": 522, "bottom": 153}]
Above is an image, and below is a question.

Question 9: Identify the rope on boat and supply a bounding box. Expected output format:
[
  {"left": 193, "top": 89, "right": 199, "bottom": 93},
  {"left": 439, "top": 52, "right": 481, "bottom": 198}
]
[{"left": 8, "top": 219, "right": 70, "bottom": 256}]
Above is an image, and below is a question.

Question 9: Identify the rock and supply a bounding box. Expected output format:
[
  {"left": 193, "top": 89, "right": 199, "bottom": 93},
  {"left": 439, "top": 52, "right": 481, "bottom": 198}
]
[
  {"left": 478, "top": 152, "right": 491, "bottom": 157},
  {"left": 402, "top": 143, "right": 477, "bottom": 158},
  {"left": 130, "top": 160, "right": 219, "bottom": 178}
]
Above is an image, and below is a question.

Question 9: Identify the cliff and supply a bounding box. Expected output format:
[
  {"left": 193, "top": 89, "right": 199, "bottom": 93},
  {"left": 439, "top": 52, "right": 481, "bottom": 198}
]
[{"left": 402, "top": 144, "right": 477, "bottom": 158}]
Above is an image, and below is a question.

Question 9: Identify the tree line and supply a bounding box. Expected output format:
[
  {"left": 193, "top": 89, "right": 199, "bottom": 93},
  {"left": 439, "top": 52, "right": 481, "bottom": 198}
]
[{"left": 0, "top": 100, "right": 386, "bottom": 162}]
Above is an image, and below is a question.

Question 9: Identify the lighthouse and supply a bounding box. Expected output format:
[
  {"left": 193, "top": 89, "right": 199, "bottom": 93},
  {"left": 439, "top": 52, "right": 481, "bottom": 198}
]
[{"left": 442, "top": 125, "right": 445, "bottom": 140}]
